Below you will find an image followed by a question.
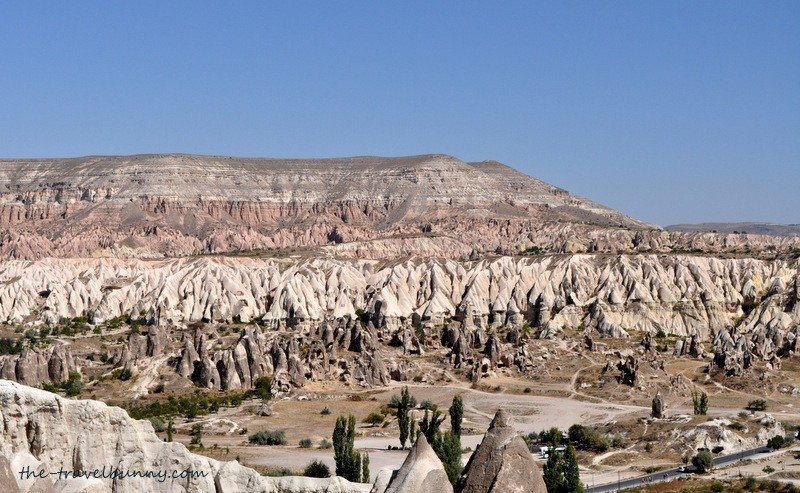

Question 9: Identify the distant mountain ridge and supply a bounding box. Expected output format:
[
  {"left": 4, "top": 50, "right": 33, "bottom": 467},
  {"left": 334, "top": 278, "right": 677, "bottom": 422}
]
[{"left": 667, "top": 222, "right": 800, "bottom": 237}]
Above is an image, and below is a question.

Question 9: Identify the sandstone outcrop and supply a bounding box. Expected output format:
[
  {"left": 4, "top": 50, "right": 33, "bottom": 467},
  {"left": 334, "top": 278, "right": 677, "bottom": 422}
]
[
  {"left": 373, "top": 435, "right": 452, "bottom": 493},
  {"left": 458, "top": 409, "right": 546, "bottom": 493},
  {"left": 0, "top": 380, "right": 369, "bottom": 493}
]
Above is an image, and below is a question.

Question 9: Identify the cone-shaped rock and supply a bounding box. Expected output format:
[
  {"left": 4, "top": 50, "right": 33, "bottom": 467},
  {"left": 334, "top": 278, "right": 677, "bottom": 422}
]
[
  {"left": 378, "top": 434, "right": 453, "bottom": 493},
  {"left": 459, "top": 409, "right": 547, "bottom": 493}
]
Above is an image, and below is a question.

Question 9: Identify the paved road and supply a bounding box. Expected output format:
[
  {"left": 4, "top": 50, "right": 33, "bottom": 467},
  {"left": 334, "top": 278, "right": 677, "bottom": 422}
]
[{"left": 585, "top": 445, "right": 772, "bottom": 493}]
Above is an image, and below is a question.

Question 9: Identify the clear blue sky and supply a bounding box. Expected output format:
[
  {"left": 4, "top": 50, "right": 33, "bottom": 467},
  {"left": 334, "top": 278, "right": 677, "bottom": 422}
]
[{"left": 1, "top": 2, "right": 798, "bottom": 226}]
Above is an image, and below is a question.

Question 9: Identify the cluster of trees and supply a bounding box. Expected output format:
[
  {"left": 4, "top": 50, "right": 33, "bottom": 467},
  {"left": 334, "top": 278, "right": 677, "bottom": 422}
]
[
  {"left": 543, "top": 445, "right": 583, "bottom": 493},
  {"left": 392, "top": 387, "right": 464, "bottom": 485},
  {"left": 0, "top": 337, "right": 23, "bottom": 355},
  {"left": 332, "top": 415, "right": 370, "bottom": 483},
  {"left": 692, "top": 390, "right": 709, "bottom": 415},
  {"left": 567, "top": 424, "right": 610, "bottom": 453}
]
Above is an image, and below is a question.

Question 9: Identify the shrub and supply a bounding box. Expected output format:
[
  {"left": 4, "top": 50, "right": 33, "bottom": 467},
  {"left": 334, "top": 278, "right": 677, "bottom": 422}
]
[
  {"left": 153, "top": 383, "right": 165, "bottom": 394},
  {"left": 763, "top": 465, "right": 775, "bottom": 474},
  {"left": 149, "top": 417, "right": 166, "bottom": 433},
  {"left": 248, "top": 430, "right": 286, "bottom": 446},
  {"left": 303, "top": 460, "right": 331, "bottom": 478},
  {"left": 319, "top": 439, "right": 332, "bottom": 449},
  {"left": 747, "top": 399, "right": 767, "bottom": 411},
  {"left": 363, "top": 412, "right": 384, "bottom": 427},
  {"left": 118, "top": 368, "right": 133, "bottom": 381},
  {"left": 190, "top": 424, "right": 203, "bottom": 446},
  {"left": 420, "top": 400, "right": 437, "bottom": 411},
  {"left": 63, "top": 375, "right": 84, "bottom": 397},
  {"left": 321, "top": 406, "right": 332, "bottom": 415},
  {"left": 250, "top": 377, "right": 272, "bottom": 401},
  {"left": 298, "top": 438, "right": 312, "bottom": 449}
]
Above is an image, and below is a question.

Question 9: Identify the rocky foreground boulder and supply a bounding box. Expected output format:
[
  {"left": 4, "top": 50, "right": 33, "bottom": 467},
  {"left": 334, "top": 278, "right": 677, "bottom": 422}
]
[
  {"left": 459, "top": 409, "right": 547, "bottom": 493},
  {"left": 0, "top": 380, "right": 368, "bottom": 493},
  {"left": 372, "top": 435, "right": 452, "bottom": 493}
]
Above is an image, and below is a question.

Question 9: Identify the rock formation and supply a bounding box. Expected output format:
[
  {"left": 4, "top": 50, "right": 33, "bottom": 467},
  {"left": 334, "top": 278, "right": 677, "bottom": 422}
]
[
  {"left": 373, "top": 435, "right": 452, "bottom": 493},
  {"left": 0, "top": 380, "right": 369, "bottom": 493},
  {"left": 172, "top": 321, "right": 389, "bottom": 394},
  {"left": 0, "top": 255, "right": 797, "bottom": 344},
  {"left": 651, "top": 393, "right": 666, "bottom": 419},
  {"left": 1, "top": 154, "right": 798, "bottom": 261},
  {"left": 459, "top": 409, "right": 546, "bottom": 493},
  {"left": 0, "top": 344, "right": 77, "bottom": 386}
]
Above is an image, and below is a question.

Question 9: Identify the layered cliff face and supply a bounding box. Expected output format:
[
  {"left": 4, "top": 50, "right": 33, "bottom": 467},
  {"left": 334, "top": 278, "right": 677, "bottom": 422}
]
[
  {"left": 0, "top": 153, "right": 642, "bottom": 260},
  {"left": 0, "top": 380, "right": 369, "bottom": 493},
  {"left": 2, "top": 153, "right": 797, "bottom": 260}
]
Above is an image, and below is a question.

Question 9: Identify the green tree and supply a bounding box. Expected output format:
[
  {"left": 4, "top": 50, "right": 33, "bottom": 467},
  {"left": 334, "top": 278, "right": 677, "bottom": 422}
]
[
  {"left": 449, "top": 395, "right": 463, "bottom": 437},
  {"left": 166, "top": 418, "right": 174, "bottom": 442},
  {"left": 541, "top": 427, "right": 563, "bottom": 447},
  {"left": 563, "top": 445, "right": 584, "bottom": 493},
  {"left": 361, "top": 452, "right": 370, "bottom": 483},
  {"left": 397, "top": 387, "right": 413, "bottom": 448},
  {"left": 543, "top": 448, "right": 566, "bottom": 493},
  {"left": 692, "top": 450, "right": 713, "bottom": 473},
  {"left": 439, "top": 430, "right": 463, "bottom": 485}
]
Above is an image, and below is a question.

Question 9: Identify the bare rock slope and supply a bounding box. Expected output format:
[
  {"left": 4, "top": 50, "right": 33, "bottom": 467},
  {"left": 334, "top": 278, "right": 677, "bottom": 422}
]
[{"left": 0, "top": 380, "right": 368, "bottom": 493}]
